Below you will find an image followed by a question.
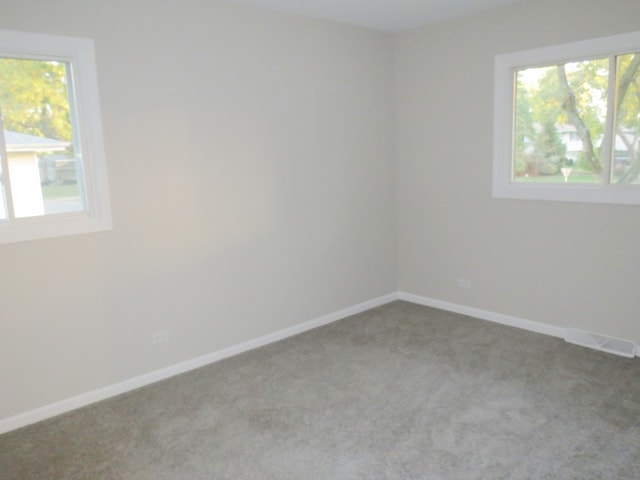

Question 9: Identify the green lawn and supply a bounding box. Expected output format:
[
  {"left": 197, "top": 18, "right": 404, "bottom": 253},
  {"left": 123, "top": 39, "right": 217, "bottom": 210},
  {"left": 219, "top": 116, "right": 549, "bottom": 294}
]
[
  {"left": 514, "top": 173, "right": 599, "bottom": 184},
  {"left": 42, "top": 183, "right": 80, "bottom": 200}
]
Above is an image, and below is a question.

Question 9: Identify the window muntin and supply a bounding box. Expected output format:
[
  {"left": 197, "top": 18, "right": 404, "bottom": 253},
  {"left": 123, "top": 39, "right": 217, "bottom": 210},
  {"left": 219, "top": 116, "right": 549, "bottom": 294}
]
[
  {"left": 493, "top": 31, "right": 640, "bottom": 205},
  {"left": 0, "top": 29, "right": 111, "bottom": 243}
]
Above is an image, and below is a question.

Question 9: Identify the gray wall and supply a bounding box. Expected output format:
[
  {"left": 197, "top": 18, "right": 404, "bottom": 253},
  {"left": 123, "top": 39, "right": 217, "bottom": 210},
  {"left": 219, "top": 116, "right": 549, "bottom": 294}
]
[
  {"left": 2, "top": 0, "right": 640, "bottom": 424},
  {"left": 0, "top": 0, "right": 396, "bottom": 419},
  {"left": 396, "top": 0, "right": 640, "bottom": 344}
]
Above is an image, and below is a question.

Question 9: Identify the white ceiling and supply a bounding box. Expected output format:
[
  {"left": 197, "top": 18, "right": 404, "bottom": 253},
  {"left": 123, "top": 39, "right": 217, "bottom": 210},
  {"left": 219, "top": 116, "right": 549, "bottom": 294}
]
[{"left": 230, "top": 0, "right": 525, "bottom": 32}]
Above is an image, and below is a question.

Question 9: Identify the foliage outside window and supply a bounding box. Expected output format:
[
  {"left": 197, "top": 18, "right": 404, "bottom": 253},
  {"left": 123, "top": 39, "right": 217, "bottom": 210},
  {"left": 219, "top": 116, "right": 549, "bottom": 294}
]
[
  {"left": 493, "top": 31, "right": 640, "bottom": 205},
  {"left": 0, "top": 29, "right": 111, "bottom": 243}
]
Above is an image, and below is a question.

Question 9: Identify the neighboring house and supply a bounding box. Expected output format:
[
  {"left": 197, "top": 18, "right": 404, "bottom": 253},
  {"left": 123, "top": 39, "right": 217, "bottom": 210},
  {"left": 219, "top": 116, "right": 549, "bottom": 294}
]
[
  {"left": 556, "top": 124, "right": 584, "bottom": 162},
  {"left": 2, "top": 130, "right": 69, "bottom": 218},
  {"left": 41, "top": 153, "right": 77, "bottom": 184},
  {"left": 557, "top": 124, "right": 638, "bottom": 165},
  {"left": 519, "top": 123, "right": 638, "bottom": 178}
]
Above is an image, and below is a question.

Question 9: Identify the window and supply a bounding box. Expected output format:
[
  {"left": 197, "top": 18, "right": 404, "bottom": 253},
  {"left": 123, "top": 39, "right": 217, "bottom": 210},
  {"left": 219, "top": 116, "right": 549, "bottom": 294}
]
[
  {"left": 0, "top": 29, "right": 111, "bottom": 243},
  {"left": 493, "top": 31, "right": 640, "bottom": 204}
]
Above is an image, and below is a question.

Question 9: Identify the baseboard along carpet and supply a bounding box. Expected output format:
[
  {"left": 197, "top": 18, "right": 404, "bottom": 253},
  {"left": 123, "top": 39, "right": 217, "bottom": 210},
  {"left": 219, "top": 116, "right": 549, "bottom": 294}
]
[{"left": 1, "top": 301, "right": 639, "bottom": 479}]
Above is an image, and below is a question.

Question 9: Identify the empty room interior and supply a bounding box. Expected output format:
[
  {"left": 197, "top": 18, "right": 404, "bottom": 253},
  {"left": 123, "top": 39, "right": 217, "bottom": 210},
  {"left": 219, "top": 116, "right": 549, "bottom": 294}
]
[{"left": 1, "top": 0, "right": 640, "bottom": 478}]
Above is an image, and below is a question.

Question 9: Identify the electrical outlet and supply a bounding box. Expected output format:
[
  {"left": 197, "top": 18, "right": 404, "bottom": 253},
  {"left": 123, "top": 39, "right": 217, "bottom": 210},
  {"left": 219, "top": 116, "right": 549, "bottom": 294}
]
[
  {"left": 458, "top": 278, "right": 472, "bottom": 289},
  {"left": 151, "top": 331, "right": 169, "bottom": 344}
]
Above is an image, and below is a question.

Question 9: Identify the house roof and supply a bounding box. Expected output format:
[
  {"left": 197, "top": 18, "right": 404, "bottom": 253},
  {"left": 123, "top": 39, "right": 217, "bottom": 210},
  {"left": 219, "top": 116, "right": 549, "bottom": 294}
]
[{"left": 4, "top": 130, "right": 69, "bottom": 153}]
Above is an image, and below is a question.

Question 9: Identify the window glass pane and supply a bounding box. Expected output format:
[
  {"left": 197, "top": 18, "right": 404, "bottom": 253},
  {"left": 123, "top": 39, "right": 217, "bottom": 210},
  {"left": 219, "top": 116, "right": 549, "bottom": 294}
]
[
  {"left": 612, "top": 53, "right": 640, "bottom": 184},
  {"left": 0, "top": 57, "right": 84, "bottom": 218},
  {"left": 0, "top": 152, "right": 6, "bottom": 220},
  {"left": 514, "top": 58, "right": 609, "bottom": 184}
]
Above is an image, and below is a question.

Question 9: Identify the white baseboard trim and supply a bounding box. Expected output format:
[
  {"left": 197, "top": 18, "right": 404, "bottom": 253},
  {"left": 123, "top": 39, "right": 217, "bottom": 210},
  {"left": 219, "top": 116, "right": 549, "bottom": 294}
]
[
  {"left": 4, "top": 291, "right": 636, "bottom": 434},
  {"left": 0, "top": 292, "right": 399, "bottom": 435},
  {"left": 399, "top": 292, "right": 640, "bottom": 359},
  {"left": 398, "top": 291, "right": 567, "bottom": 339}
]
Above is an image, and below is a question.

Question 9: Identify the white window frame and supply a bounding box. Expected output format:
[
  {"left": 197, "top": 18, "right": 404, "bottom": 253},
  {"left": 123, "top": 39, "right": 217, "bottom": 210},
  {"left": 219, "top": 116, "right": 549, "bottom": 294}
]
[
  {"left": 493, "top": 30, "right": 640, "bottom": 205},
  {"left": 0, "top": 29, "right": 111, "bottom": 243}
]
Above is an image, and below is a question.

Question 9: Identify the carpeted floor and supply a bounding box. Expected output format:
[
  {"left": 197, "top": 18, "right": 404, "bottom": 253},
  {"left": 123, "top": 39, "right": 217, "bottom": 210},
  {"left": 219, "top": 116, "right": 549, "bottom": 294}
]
[{"left": 1, "top": 301, "right": 639, "bottom": 479}]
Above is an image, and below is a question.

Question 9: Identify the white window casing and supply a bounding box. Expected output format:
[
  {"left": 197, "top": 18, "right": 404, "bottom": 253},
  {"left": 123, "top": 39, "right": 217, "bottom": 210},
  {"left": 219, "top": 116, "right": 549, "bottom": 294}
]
[
  {"left": 0, "top": 29, "right": 111, "bottom": 244},
  {"left": 493, "top": 30, "right": 640, "bottom": 205}
]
